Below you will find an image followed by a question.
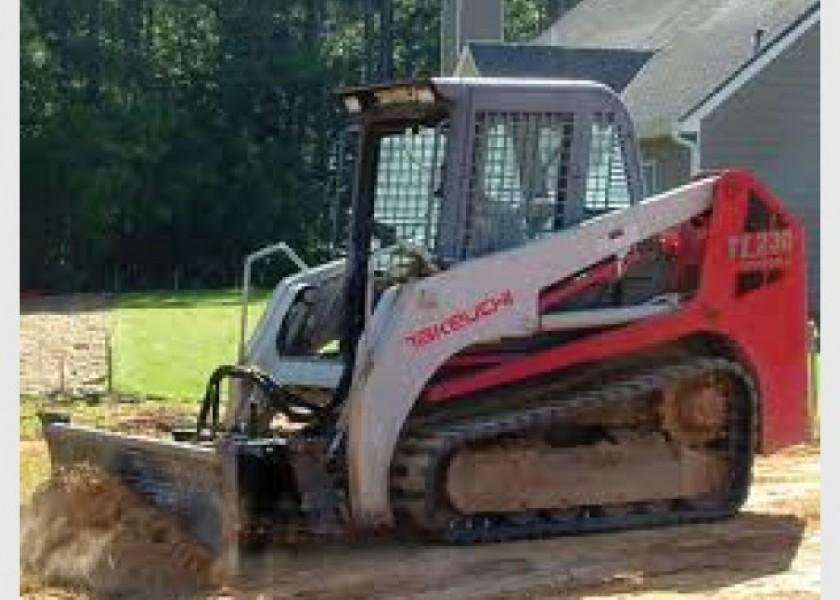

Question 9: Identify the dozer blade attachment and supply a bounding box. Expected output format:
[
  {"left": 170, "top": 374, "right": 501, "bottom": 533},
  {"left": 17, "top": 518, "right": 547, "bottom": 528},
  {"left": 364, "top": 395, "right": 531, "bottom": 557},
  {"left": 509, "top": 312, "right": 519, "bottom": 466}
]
[{"left": 41, "top": 417, "right": 241, "bottom": 577}]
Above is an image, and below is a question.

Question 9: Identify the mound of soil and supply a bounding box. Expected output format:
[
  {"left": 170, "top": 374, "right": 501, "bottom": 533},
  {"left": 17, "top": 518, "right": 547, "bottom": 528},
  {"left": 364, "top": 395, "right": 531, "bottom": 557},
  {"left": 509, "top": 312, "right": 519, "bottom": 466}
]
[{"left": 21, "top": 464, "right": 221, "bottom": 598}]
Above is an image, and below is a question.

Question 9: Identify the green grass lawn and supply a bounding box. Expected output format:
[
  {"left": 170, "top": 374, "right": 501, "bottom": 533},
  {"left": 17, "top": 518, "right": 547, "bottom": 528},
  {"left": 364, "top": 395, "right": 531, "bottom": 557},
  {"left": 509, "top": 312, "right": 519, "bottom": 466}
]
[{"left": 111, "top": 289, "right": 269, "bottom": 401}]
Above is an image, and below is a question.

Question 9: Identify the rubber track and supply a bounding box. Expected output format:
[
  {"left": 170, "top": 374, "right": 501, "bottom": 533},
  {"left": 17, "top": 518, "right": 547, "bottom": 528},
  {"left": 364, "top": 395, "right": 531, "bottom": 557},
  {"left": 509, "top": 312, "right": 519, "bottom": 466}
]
[{"left": 390, "top": 357, "right": 756, "bottom": 544}]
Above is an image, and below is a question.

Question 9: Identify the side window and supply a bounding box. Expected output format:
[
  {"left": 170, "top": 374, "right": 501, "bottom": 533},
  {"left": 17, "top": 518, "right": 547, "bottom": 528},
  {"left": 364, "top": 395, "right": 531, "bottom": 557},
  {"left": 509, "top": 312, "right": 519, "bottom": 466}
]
[
  {"left": 373, "top": 126, "right": 446, "bottom": 251},
  {"left": 584, "top": 114, "right": 631, "bottom": 215},
  {"left": 466, "top": 111, "right": 575, "bottom": 257}
]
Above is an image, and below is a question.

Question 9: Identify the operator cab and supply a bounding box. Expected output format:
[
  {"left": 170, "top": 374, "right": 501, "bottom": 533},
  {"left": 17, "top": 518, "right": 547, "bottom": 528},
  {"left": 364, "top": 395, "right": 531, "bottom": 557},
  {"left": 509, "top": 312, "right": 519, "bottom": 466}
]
[{"left": 340, "top": 78, "right": 642, "bottom": 271}]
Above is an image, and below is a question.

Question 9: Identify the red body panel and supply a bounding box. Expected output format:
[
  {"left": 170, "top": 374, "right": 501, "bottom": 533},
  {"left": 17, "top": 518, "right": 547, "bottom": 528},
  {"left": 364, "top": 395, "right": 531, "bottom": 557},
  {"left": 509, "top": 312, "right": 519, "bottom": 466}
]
[{"left": 426, "top": 171, "right": 809, "bottom": 454}]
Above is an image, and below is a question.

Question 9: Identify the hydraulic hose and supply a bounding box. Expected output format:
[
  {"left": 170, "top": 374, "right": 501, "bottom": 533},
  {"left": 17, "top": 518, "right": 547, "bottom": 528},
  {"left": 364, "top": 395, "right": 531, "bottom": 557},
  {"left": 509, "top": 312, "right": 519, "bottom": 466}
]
[{"left": 196, "top": 364, "right": 324, "bottom": 438}]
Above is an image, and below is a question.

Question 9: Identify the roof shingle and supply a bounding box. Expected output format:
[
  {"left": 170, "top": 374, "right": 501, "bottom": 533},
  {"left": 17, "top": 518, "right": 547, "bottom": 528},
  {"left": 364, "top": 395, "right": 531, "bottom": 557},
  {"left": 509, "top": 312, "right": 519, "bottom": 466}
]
[
  {"left": 463, "top": 43, "right": 654, "bottom": 93},
  {"left": 534, "top": 0, "right": 818, "bottom": 137}
]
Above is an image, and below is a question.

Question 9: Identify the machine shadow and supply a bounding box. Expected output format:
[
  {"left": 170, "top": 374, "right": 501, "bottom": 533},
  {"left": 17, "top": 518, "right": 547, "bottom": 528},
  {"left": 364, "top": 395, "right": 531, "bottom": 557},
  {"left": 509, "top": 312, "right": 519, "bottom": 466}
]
[
  {"left": 564, "top": 512, "right": 809, "bottom": 597},
  {"left": 221, "top": 511, "right": 807, "bottom": 600}
]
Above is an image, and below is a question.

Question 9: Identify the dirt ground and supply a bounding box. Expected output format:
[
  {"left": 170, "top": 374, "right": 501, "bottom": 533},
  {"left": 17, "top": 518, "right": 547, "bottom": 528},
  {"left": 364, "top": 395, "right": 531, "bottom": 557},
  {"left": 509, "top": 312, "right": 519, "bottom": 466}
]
[
  {"left": 20, "top": 443, "right": 820, "bottom": 600},
  {"left": 19, "top": 294, "right": 113, "bottom": 397}
]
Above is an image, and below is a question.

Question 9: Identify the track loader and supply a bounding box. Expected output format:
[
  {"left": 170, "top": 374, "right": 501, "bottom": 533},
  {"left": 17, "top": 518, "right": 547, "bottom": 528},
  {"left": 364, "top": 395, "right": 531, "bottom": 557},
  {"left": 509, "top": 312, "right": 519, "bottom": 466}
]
[{"left": 41, "top": 78, "right": 810, "bottom": 576}]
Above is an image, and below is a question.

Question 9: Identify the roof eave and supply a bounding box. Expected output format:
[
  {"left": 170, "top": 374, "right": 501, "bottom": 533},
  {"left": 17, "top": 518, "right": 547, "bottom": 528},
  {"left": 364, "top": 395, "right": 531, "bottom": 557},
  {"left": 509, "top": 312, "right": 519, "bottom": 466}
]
[{"left": 676, "top": 2, "right": 820, "bottom": 133}]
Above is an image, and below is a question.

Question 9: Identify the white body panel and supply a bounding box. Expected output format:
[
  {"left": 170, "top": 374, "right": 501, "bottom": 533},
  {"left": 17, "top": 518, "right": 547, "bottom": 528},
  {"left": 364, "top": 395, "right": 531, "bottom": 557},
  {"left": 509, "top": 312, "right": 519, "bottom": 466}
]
[
  {"left": 238, "top": 258, "right": 345, "bottom": 394},
  {"left": 540, "top": 297, "right": 679, "bottom": 331}
]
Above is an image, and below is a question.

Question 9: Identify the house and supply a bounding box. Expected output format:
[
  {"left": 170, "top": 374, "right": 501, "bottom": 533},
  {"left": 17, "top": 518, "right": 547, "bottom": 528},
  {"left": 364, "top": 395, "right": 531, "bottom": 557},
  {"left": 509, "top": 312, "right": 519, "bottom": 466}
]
[
  {"left": 453, "top": 0, "right": 820, "bottom": 318},
  {"left": 454, "top": 44, "right": 653, "bottom": 94}
]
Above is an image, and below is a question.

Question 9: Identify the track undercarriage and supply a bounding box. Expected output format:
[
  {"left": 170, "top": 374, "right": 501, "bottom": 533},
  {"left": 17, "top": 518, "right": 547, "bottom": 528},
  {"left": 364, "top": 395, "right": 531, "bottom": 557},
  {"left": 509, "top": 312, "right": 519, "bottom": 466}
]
[{"left": 391, "top": 357, "right": 755, "bottom": 543}]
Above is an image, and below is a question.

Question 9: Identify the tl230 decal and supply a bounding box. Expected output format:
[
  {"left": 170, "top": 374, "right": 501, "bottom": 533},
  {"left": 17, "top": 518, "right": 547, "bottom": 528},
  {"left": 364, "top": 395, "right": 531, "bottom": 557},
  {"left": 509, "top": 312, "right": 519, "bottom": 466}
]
[{"left": 727, "top": 229, "right": 793, "bottom": 270}]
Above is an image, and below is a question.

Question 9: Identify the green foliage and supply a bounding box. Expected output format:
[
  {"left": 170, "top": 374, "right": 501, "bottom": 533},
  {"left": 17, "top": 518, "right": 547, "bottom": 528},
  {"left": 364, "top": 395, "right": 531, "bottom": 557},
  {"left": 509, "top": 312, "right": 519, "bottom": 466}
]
[
  {"left": 505, "top": 0, "right": 545, "bottom": 42},
  {"left": 20, "top": 0, "right": 567, "bottom": 292},
  {"left": 21, "top": 0, "right": 342, "bottom": 291}
]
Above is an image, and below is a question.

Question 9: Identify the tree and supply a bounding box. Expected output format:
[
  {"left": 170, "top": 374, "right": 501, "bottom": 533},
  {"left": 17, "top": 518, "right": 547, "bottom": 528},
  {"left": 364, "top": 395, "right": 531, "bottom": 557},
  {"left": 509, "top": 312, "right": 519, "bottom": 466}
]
[{"left": 20, "top": 0, "right": 564, "bottom": 291}]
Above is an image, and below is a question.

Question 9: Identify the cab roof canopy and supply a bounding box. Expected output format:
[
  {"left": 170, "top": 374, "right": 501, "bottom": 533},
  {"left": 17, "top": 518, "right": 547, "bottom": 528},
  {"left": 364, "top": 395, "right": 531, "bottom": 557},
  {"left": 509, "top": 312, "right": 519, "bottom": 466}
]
[{"left": 338, "top": 77, "right": 618, "bottom": 125}]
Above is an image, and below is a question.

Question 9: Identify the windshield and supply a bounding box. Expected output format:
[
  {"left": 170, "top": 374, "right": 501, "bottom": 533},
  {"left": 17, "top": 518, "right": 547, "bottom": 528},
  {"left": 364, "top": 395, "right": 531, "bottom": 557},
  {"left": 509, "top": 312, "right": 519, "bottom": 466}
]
[{"left": 366, "top": 121, "right": 450, "bottom": 290}]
